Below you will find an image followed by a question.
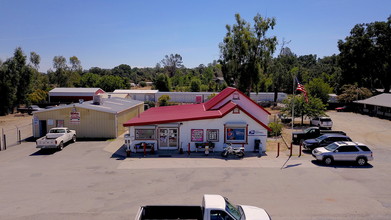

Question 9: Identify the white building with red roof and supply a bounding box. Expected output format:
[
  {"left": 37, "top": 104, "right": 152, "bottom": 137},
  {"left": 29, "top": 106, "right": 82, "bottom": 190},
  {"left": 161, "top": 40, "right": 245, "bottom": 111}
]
[{"left": 123, "top": 87, "right": 271, "bottom": 153}]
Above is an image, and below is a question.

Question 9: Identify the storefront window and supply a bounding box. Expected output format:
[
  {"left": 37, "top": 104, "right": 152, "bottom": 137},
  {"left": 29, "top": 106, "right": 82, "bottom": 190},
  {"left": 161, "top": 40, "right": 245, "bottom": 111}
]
[
  {"left": 135, "top": 129, "right": 155, "bottom": 140},
  {"left": 206, "top": 129, "right": 219, "bottom": 142}
]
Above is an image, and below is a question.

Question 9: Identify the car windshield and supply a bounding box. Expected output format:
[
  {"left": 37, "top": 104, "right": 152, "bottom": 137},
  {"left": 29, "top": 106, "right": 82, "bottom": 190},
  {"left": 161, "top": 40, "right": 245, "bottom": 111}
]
[
  {"left": 325, "top": 143, "right": 339, "bottom": 151},
  {"left": 225, "top": 198, "right": 241, "bottom": 220},
  {"left": 303, "top": 128, "right": 312, "bottom": 133},
  {"left": 315, "top": 135, "right": 328, "bottom": 142},
  {"left": 49, "top": 129, "right": 65, "bottom": 133},
  {"left": 320, "top": 118, "right": 332, "bottom": 122}
]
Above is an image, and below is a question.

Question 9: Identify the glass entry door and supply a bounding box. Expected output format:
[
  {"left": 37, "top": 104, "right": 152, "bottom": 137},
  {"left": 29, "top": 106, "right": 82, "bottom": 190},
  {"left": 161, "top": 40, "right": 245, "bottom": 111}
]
[{"left": 158, "top": 128, "right": 178, "bottom": 150}]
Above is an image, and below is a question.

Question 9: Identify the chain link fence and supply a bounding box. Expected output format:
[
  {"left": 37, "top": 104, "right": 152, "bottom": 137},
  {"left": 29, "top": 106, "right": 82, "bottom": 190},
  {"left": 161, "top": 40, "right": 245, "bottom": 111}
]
[{"left": 0, "top": 123, "right": 33, "bottom": 151}]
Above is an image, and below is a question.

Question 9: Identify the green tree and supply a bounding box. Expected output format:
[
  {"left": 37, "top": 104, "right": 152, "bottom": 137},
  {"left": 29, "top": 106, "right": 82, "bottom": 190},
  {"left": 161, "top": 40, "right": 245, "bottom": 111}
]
[
  {"left": 98, "top": 75, "right": 126, "bottom": 92},
  {"left": 337, "top": 84, "right": 372, "bottom": 103},
  {"left": 0, "top": 59, "right": 17, "bottom": 115},
  {"left": 30, "top": 51, "right": 40, "bottom": 70},
  {"left": 112, "top": 64, "right": 132, "bottom": 78},
  {"left": 28, "top": 89, "right": 48, "bottom": 103},
  {"left": 0, "top": 47, "right": 35, "bottom": 114},
  {"left": 79, "top": 72, "right": 101, "bottom": 87},
  {"left": 161, "top": 54, "right": 184, "bottom": 77},
  {"left": 154, "top": 73, "right": 171, "bottom": 91},
  {"left": 338, "top": 16, "right": 391, "bottom": 92},
  {"left": 306, "top": 78, "right": 333, "bottom": 104},
  {"left": 190, "top": 78, "right": 201, "bottom": 92},
  {"left": 269, "top": 49, "right": 298, "bottom": 102},
  {"left": 13, "top": 48, "right": 33, "bottom": 107},
  {"left": 282, "top": 95, "right": 326, "bottom": 125},
  {"left": 219, "top": 13, "right": 277, "bottom": 95},
  {"left": 69, "top": 56, "right": 82, "bottom": 73},
  {"left": 50, "top": 56, "right": 70, "bottom": 87}
]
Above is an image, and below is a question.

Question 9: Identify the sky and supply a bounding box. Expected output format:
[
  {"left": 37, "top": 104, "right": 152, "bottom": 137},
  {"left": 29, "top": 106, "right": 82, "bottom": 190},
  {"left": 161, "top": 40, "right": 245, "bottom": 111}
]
[{"left": 1, "top": 0, "right": 390, "bottom": 73}]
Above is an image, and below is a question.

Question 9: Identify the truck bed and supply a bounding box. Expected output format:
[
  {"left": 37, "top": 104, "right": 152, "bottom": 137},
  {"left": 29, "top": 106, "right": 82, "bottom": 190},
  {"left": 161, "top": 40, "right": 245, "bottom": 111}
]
[{"left": 138, "top": 205, "right": 203, "bottom": 220}]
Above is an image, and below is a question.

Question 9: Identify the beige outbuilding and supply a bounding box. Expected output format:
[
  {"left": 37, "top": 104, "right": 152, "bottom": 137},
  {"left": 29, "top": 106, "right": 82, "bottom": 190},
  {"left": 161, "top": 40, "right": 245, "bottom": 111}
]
[{"left": 32, "top": 97, "right": 144, "bottom": 139}]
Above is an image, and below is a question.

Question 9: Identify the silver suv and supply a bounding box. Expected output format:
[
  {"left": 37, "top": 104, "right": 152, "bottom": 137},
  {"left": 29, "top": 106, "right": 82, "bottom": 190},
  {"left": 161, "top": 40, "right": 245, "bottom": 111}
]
[
  {"left": 312, "top": 141, "right": 373, "bottom": 166},
  {"left": 310, "top": 116, "right": 333, "bottom": 129}
]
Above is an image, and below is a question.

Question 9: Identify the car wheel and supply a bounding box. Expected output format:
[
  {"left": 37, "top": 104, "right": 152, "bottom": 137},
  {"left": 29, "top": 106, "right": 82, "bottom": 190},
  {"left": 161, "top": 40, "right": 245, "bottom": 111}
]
[
  {"left": 58, "top": 142, "right": 64, "bottom": 151},
  {"left": 323, "top": 157, "right": 333, "bottom": 165},
  {"left": 357, "top": 157, "right": 367, "bottom": 166},
  {"left": 72, "top": 135, "right": 76, "bottom": 143}
]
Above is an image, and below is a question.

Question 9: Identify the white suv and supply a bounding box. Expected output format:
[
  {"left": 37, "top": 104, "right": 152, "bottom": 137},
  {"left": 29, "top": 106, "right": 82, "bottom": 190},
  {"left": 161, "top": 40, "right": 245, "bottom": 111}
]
[
  {"left": 312, "top": 141, "right": 373, "bottom": 166},
  {"left": 310, "top": 116, "right": 333, "bottom": 129}
]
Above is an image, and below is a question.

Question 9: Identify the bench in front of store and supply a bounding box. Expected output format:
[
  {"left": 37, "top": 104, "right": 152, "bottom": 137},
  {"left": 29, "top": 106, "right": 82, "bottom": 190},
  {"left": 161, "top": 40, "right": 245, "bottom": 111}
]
[
  {"left": 134, "top": 142, "right": 155, "bottom": 153},
  {"left": 195, "top": 142, "right": 215, "bottom": 152}
]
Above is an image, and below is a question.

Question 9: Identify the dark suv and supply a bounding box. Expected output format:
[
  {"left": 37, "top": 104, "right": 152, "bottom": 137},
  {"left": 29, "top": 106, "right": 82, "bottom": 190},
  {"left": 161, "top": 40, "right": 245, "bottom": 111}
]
[{"left": 302, "top": 133, "right": 352, "bottom": 150}]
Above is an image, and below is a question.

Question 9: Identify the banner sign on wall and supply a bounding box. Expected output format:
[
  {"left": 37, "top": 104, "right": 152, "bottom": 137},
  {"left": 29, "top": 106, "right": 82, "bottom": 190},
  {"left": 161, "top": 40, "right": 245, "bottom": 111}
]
[
  {"left": 70, "top": 112, "right": 80, "bottom": 124},
  {"left": 248, "top": 130, "right": 266, "bottom": 136},
  {"left": 191, "top": 129, "right": 203, "bottom": 142},
  {"left": 70, "top": 106, "right": 80, "bottom": 124}
]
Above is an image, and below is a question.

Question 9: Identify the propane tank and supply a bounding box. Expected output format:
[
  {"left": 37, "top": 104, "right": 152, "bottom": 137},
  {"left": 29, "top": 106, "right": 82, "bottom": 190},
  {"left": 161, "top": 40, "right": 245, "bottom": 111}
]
[{"left": 204, "top": 145, "right": 210, "bottom": 156}]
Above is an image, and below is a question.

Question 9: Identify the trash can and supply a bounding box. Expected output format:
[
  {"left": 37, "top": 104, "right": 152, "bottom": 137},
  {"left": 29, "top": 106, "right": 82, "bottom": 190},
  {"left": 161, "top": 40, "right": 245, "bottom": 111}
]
[{"left": 254, "top": 139, "right": 260, "bottom": 152}]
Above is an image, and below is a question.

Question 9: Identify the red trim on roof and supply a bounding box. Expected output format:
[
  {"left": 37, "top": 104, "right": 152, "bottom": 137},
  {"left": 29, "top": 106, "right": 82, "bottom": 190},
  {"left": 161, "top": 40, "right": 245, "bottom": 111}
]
[
  {"left": 95, "top": 89, "right": 105, "bottom": 94},
  {"left": 203, "top": 87, "right": 236, "bottom": 110}
]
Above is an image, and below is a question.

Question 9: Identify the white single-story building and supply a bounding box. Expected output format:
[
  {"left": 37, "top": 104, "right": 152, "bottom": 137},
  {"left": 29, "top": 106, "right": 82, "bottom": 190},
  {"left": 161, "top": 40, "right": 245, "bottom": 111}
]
[
  {"left": 354, "top": 93, "right": 391, "bottom": 119},
  {"left": 113, "top": 89, "right": 158, "bottom": 102},
  {"left": 123, "top": 87, "right": 271, "bottom": 153}
]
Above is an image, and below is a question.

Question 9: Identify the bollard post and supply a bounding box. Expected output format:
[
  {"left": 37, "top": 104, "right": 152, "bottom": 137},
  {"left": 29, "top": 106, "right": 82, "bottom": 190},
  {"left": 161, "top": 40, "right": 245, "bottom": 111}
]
[
  {"left": 187, "top": 143, "right": 190, "bottom": 156},
  {"left": 277, "top": 142, "right": 280, "bottom": 158},
  {"left": 18, "top": 130, "right": 21, "bottom": 144},
  {"left": 143, "top": 143, "right": 146, "bottom": 157},
  {"left": 299, "top": 142, "right": 302, "bottom": 157},
  {"left": 290, "top": 142, "right": 293, "bottom": 157},
  {"left": 3, "top": 134, "right": 6, "bottom": 150}
]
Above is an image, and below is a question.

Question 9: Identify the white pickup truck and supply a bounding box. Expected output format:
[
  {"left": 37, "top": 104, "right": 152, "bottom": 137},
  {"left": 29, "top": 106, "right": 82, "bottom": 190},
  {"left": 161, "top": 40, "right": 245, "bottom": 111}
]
[
  {"left": 135, "top": 194, "right": 271, "bottom": 220},
  {"left": 36, "top": 127, "right": 76, "bottom": 151}
]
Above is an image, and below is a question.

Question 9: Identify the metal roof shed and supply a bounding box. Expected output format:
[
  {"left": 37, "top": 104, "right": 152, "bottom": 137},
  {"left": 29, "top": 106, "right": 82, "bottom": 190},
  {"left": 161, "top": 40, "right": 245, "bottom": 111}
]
[
  {"left": 33, "top": 97, "right": 144, "bottom": 138},
  {"left": 49, "top": 87, "right": 105, "bottom": 103}
]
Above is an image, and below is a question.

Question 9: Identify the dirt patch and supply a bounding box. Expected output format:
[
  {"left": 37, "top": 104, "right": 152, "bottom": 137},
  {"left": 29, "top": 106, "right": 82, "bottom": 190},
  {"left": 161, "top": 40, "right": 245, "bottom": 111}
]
[{"left": 0, "top": 113, "right": 33, "bottom": 130}]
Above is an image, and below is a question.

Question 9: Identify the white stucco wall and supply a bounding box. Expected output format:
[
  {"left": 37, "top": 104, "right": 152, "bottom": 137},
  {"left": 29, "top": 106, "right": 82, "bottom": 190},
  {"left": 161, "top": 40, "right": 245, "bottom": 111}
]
[{"left": 126, "top": 109, "right": 268, "bottom": 153}]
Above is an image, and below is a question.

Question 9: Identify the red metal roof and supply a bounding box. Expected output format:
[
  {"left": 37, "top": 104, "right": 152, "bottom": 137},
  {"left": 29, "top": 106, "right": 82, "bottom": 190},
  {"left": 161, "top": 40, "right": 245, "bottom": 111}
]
[{"left": 123, "top": 87, "right": 271, "bottom": 130}]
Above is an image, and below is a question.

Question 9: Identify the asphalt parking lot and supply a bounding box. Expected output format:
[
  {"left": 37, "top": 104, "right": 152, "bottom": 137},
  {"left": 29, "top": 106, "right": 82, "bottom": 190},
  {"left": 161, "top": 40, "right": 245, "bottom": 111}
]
[{"left": 0, "top": 111, "right": 390, "bottom": 220}]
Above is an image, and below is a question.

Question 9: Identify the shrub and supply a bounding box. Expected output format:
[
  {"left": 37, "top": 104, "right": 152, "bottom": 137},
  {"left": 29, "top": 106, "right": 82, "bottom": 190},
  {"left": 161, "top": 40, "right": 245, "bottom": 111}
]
[
  {"left": 139, "top": 81, "right": 147, "bottom": 87},
  {"left": 158, "top": 95, "right": 171, "bottom": 106},
  {"left": 268, "top": 122, "right": 283, "bottom": 137}
]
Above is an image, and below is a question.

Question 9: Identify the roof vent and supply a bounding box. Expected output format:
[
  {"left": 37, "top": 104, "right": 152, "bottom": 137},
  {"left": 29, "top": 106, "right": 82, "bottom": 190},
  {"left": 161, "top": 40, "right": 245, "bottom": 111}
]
[{"left": 93, "top": 95, "right": 103, "bottom": 105}]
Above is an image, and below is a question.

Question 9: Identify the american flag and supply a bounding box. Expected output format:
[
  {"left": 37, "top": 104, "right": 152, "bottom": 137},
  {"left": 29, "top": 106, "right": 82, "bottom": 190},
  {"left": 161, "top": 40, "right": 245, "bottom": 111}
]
[{"left": 296, "top": 77, "right": 308, "bottom": 102}]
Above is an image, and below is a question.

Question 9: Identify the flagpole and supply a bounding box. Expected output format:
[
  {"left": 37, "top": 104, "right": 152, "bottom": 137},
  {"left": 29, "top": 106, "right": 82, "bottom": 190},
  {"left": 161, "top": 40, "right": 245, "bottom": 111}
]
[{"left": 292, "top": 75, "right": 295, "bottom": 130}]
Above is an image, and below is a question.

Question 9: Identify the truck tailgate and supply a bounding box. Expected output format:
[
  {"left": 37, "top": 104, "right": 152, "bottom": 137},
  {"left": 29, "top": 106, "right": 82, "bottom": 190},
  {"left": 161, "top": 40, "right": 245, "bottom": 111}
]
[{"left": 36, "top": 138, "right": 57, "bottom": 148}]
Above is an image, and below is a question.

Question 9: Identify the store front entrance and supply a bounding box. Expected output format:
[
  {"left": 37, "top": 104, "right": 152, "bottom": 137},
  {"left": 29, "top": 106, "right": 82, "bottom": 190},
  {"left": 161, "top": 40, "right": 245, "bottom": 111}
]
[{"left": 158, "top": 128, "right": 178, "bottom": 150}]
